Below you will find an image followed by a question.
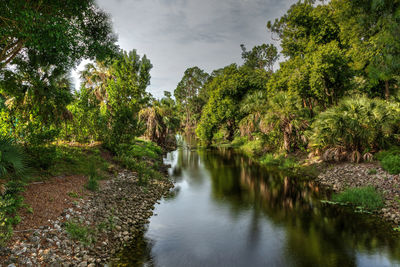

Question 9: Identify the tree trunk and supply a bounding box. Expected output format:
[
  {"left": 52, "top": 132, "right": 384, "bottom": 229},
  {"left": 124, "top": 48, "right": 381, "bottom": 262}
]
[{"left": 385, "top": 80, "right": 390, "bottom": 100}]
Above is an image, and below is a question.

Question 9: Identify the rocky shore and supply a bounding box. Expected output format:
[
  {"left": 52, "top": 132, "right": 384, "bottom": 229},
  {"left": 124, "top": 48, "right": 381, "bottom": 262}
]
[
  {"left": 0, "top": 169, "right": 174, "bottom": 266},
  {"left": 317, "top": 162, "right": 400, "bottom": 225}
]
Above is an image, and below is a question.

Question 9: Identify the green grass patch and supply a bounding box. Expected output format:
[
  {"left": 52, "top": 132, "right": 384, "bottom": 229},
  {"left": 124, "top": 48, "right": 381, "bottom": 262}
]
[
  {"left": 65, "top": 220, "right": 95, "bottom": 246},
  {"left": 28, "top": 144, "right": 110, "bottom": 181},
  {"left": 368, "top": 168, "right": 377, "bottom": 175},
  {"left": 332, "top": 186, "right": 384, "bottom": 211}
]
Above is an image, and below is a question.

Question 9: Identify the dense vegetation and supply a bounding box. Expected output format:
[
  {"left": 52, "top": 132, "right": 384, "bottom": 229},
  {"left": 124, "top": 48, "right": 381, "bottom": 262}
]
[
  {"left": 0, "top": 0, "right": 179, "bottom": 244},
  {"left": 173, "top": 0, "right": 400, "bottom": 167}
]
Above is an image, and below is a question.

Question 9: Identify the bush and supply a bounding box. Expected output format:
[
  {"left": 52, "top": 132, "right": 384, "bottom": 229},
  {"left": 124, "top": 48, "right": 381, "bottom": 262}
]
[
  {"left": 380, "top": 155, "right": 400, "bottom": 175},
  {"left": 0, "top": 181, "right": 25, "bottom": 245},
  {"left": 25, "top": 145, "right": 56, "bottom": 170},
  {"left": 231, "top": 136, "right": 248, "bottom": 148},
  {"left": 115, "top": 140, "right": 162, "bottom": 160},
  {"left": 376, "top": 147, "right": 400, "bottom": 174},
  {"left": 0, "top": 137, "right": 28, "bottom": 179},
  {"left": 332, "top": 186, "right": 384, "bottom": 211},
  {"left": 309, "top": 97, "right": 400, "bottom": 161},
  {"left": 239, "top": 139, "right": 264, "bottom": 157}
]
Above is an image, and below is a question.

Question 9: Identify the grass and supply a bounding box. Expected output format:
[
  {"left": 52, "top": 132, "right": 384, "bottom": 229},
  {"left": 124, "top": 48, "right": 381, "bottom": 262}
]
[
  {"left": 65, "top": 220, "right": 95, "bottom": 246},
  {"left": 332, "top": 186, "right": 384, "bottom": 211},
  {"left": 368, "top": 168, "right": 377, "bottom": 175},
  {"left": 27, "top": 143, "right": 111, "bottom": 181}
]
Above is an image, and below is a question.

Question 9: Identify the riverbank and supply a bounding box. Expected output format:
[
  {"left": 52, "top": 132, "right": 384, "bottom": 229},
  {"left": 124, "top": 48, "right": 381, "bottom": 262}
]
[
  {"left": 0, "top": 142, "right": 174, "bottom": 266},
  {"left": 317, "top": 162, "right": 400, "bottom": 226}
]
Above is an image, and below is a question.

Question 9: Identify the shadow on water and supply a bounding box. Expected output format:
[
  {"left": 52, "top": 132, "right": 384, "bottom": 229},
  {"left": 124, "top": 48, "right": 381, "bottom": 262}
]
[{"left": 113, "top": 143, "right": 400, "bottom": 267}]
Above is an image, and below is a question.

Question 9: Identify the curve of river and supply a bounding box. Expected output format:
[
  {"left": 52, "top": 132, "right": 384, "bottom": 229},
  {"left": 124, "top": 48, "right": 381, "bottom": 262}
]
[{"left": 116, "top": 143, "right": 400, "bottom": 267}]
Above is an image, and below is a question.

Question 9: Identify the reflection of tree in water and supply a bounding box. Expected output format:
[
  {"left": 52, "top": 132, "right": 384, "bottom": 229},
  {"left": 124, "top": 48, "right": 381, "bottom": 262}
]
[{"left": 200, "top": 148, "right": 400, "bottom": 267}]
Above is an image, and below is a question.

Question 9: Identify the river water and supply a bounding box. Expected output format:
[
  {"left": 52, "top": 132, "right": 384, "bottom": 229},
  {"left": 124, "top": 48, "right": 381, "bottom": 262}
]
[{"left": 116, "top": 144, "right": 400, "bottom": 267}]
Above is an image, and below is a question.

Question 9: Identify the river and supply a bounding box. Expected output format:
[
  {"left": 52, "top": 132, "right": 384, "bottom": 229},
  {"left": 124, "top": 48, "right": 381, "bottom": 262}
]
[{"left": 116, "top": 143, "right": 400, "bottom": 267}]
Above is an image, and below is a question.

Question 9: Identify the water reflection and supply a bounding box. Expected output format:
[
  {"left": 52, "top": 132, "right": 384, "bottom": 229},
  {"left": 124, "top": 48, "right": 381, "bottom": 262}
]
[{"left": 114, "top": 145, "right": 400, "bottom": 267}]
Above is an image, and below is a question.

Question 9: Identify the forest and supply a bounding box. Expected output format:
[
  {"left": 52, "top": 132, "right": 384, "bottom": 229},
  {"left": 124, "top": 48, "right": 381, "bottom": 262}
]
[{"left": 0, "top": 0, "right": 400, "bottom": 265}]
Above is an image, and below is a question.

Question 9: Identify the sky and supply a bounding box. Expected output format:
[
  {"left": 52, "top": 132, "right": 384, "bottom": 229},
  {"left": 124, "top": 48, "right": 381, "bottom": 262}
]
[{"left": 71, "top": 0, "right": 298, "bottom": 99}]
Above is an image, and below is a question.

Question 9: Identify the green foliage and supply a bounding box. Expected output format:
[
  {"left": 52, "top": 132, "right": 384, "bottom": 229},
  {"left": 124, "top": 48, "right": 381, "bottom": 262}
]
[
  {"left": 196, "top": 64, "right": 269, "bottom": 145},
  {"left": 240, "top": 43, "right": 279, "bottom": 72},
  {"left": 174, "top": 67, "right": 209, "bottom": 131},
  {"left": 368, "top": 169, "right": 377, "bottom": 175},
  {"left": 332, "top": 186, "right": 384, "bottom": 211},
  {"left": 139, "top": 92, "right": 180, "bottom": 149},
  {"left": 0, "top": 137, "right": 27, "bottom": 179},
  {"left": 114, "top": 140, "right": 163, "bottom": 186},
  {"left": 261, "top": 92, "right": 310, "bottom": 152},
  {"left": 309, "top": 97, "right": 400, "bottom": 157},
  {"left": 379, "top": 153, "right": 400, "bottom": 175},
  {"left": 65, "top": 220, "right": 95, "bottom": 246},
  {"left": 104, "top": 50, "right": 152, "bottom": 147},
  {"left": 0, "top": 0, "right": 118, "bottom": 68},
  {"left": 0, "top": 181, "right": 25, "bottom": 245},
  {"left": 116, "top": 140, "right": 162, "bottom": 160},
  {"left": 239, "top": 139, "right": 265, "bottom": 157},
  {"left": 85, "top": 176, "right": 99, "bottom": 192}
]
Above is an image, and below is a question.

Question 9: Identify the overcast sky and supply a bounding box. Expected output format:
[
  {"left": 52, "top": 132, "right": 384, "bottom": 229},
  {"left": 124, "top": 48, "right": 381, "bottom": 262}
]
[{"left": 71, "top": 0, "right": 297, "bottom": 99}]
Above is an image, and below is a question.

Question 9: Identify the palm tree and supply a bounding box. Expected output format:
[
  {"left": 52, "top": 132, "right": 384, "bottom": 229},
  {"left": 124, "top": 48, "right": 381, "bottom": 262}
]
[
  {"left": 261, "top": 92, "right": 310, "bottom": 152},
  {"left": 80, "top": 61, "right": 111, "bottom": 102},
  {"left": 309, "top": 96, "right": 400, "bottom": 162},
  {"left": 239, "top": 90, "right": 268, "bottom": 138},
  {"left": 0, "top": 137, "right": 27, "bottom": 181}
]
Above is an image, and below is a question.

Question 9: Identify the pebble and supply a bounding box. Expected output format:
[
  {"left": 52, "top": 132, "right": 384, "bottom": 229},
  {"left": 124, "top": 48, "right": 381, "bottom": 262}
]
[{"left": 1, "top": 168, "right": 173, "bottom": 266}]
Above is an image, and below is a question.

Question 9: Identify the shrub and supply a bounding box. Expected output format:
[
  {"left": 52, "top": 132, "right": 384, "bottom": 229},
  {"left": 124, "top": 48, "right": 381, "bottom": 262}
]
[
  {"left": 25, "top": 145, "right": 56, "bottom": 170},
  {"left": 332, "top": 186, "right": 384, "bottom": 210},
  {"left": 240, "top": 139, "right": 264, "bottom": 157},
  {"left": 85, "top": 162, "right": 99, "bottom": 191},
  {"left": 380, "top": 155, "right": 400, "bottom": 175},
  {"left": 115, "top": 140, "right": 162, "bottom": 160},
  {"left": 309, "top": 97, "right": 400, "bottom": 162},
  {"left": 0, "top": 137, "right": 28, "bottom": 179},
  {"left": 376, "top": 147, "right": 400, "bottom": 174},
  {"left": 0, "top": 181, "right": 25, "bottom": 245},
  {"left": 231, "top": 136, "right": 248, "bottom": 148}
]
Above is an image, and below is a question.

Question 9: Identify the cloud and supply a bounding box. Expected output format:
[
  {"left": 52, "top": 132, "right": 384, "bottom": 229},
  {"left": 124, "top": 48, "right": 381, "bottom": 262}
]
[{"left": 71, "top": 0, "right": 297, "bottom": 98}]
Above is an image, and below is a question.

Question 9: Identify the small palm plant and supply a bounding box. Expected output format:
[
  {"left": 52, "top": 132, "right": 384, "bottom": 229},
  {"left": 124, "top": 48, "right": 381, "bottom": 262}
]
[{"left": 0, "top": 137, "right": 27, "bottom": 181}]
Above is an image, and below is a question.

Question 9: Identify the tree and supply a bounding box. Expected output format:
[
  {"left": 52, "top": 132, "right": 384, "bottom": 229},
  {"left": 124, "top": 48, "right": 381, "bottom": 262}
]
[
  {"left": 0, "top": 0, "right": 118, "bottom": 68},
  {"left": 139, "top": 92, "right": 180, "bottom": 149},
  {"left": 0, "top": 54, "right": 74, "bottom": 144},
  {"left": 174, "top": 67, "right": 209, "bottom": 132},
  {"left": 196, "top": 64, "right": 269, "bottom": 144},
  {"left": 267, "top": 1, "right": 340, "bottom": 58},
  {"left": 104, "top": 50, "right": 152, "bottom": 147},
  {"left": 261, "top": 92, "right": 310, "bottom": 152},
  {"left": 240, "top": 44, "right": 279, "bottom": 72},
  {"left": 333, "top": 0, "right": 400, "bottom": 99}
]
